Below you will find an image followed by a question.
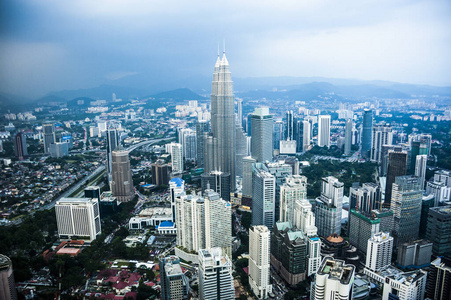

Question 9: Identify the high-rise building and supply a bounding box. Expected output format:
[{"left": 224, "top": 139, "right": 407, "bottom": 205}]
[
  {"left": 426, "top": 206, "right": 451, "bottom": 257},
  {"left": 0, "top": 254, "right": 18, "bottom": 300},
  {"left": 251, "top": 107, "right": 273, "bottom": 162},
  {"left": 169, "top": 178, "right": 185, "bottom": 223},
  {"left": 279, "top": 175, "right": 307, "bottom": 225},
  {"left": 111, "top": 146, "right": 134, "bottom": 202},
  {"left": 410, "top": 136, "right": 429, "bottom": 174},
  {"left": 160, "top": 255, "right": 189, "bottom": 300},
  {"left": 201, "top": 170, "right": 231, "bottom": 202},
  {"left": 315, "top": 176, "right": 343, "bottom": 237},
  {"left": 207, "top": 52, "right": 236, "bottom": 191},
  {"left": 302, "top": 120, "right": 311, "bottom": 151},
  {"left": 312, "top": 257, "right": 355, "bottom": 300},
  {"left": 176, "top": 190, "right": 231, "bottom": 257},
  {"left": 273, "top": 120, "right": 284, "bottom": 150},
  {"left": 365, "top": 232, "right": 393, "bottom": 272},
  {"left": 349, "top": 183, "right": 381, "bottom": 213},
  {"left": 396, "top": 240, "right": 432, "bottom": 269},
  {"left": 242, "top": 156, "right": 256, "bottom": 198},
  {"left": 235, "top": 124, "right": 248, "bottom": 177},
  {"left": 55, "top": 197, "right": 101, "bottom": 241},
  {"left": 252, "top": 165, "right": 276, "bottom": 230},
  {"left": 249, "top": 225, "right": 272, "bottom": 299},
  {"left": 382, "top": 270, "right": 427, "bottom": 300},
  {"left": 196, "top": 121, "right": 209, "bottom": 168},
  {"left": 317, "top": 115, "right": 331, "bottom": 148},
  {"left": 271, "top": 222, "right": 308, "bottom": 285},
  {"left": 391, "top": 176, "right": 422, "bottom": 246},
  {"left": 14, "top": 132, "right": 28, "bottom": 160},
  {"left": 370, "top": 124, "right": 393, "bottom": 163},
  {"left": 426, "top": 257, "right": 451, "bottom": 300},
  {"left": 344, "top": 118, "right": 352, "bottom": 155},
  {"left": 42, "top": 123, "right": 55, "bottom": 153},
  {"left": 361, "top": 109, "right": 373, "bottom": 158},
  {"left": 236, "top": 98, "right": 243, "bottom": 125},
  {"left": 293, "top": 118, "right": 303, "bottom": 153},
  {"left": 286, "top": 110, "right": 294, "bottom": 140},
  {"left": 151, "top": 160, "right": 169, "bottom": 186},
  {"left": 415, "top": 154, "right": 428, "bottom": 190},
  {"left": 84, "top": 186, "right": 101, "bottom": 200},
  {"left": 348, "top": 209, "right": 380, "bottom": 255},
  {"left": 294, "top": 200, "right": 317, "bottom": 236},
  {"left": 265, "top": 161, "right": 293, "bottom": 223},
  {"left": 198, "top": 248, "right": 234, "bottom": 300},
  {"left": 106, "top": 127, "right": 119, "bottom": 183},
  {"left": 181, "top": 129, "right": 197, "bottom": 161},
  {"left": 170, "top": 142, "right": 184, "bottom": 173},
  {"left": 384, "top": 150, "right": 408, "bottom": 208},
  {"left": 49, "top": 142, "right": 69, "bottom": 158}
]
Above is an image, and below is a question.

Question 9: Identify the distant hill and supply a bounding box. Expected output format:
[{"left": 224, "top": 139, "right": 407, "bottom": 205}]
[{"left": 148, "top": 88, "right": 207, "bottom": 101}]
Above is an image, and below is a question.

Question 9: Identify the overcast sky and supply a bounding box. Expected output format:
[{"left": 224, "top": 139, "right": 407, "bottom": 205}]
[{"left": 1, "top": 0, "right": 450, "bottom": 98}]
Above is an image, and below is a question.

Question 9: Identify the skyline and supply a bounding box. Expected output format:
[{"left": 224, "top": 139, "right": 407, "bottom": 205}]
[{"left": 0, "top": 0, "right": 450, "bottom": 99}]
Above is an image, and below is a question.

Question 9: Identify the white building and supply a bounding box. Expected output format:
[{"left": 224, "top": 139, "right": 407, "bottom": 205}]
[
  {"left": 382, "top": 270, "right": 427, "bottom": 300},
  {"left": 294, "top": 199, "right": 318, "bottom": 237},
  {"left": 249, "top": 226, "right": 272, "bottom": 299},
  {"left": 252, "top": 166, "right": 276, "bottom": 230},
  {"left": 198, "top": 248, "right": 234, "bottom": 300},
  {"left": 312, "top": 257, "right": 355, "bottom": 300},
  {"left": 55, "top": 198, "right": 101, "bottom": 242},
  {"left": 170, "top": 142, "right": 183, "bottom": 173},
  {"left": 303, "top": 120, "right": 311, "bottom": 151},
  {"left": 318, "top": 115, "right": 331, "bottom": 148},
  {"left": 365, "top": 232, "right": 393, "bottom": 272},
  {"left": 315, "top": 176, "right": 344, "bottom": 237},
  {"left": 415, "top": 155, "right": 428, "bottom": 190},
  {"left": 279, "top": 175, "right": 307, "bottom": 226},
  {"left": 370, "top": 124, "right": 393, "bottom": 163},
  {"left": 279, "top": 140, "right": 296, "bottom": 155}
]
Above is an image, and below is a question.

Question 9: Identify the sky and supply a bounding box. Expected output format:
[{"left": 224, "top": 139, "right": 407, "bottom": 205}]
[{"left": 0, "top": 0, "right": 450, "bottom": 98}]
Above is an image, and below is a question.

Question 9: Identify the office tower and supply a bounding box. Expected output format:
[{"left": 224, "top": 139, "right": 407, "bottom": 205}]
[
  {"left": 315, "top": 176, "right": 344, "bottom": 237},
  {"left": 42, "top": 123, "right": 55, "bottom": 153},
  {"left": 0, "top": 255, "right": 18, "bottom": 300},
  {"left": 384, "top": 150, "right": 408, "bottom": 208},
  {"left": 236, "top": 98, "right": 243, "bottom": 125},
  {"left": 246, "top": 113, "right": 252, "bottom": 135},
  {"left": 235, "top": 124, "right": 248, "bottom": 177},
  {"left": 410, "top": 136, "right": 429, "bottom": 174},
  {"left": 361, "top": 109, "right": 373, "bottom": 158},
  {"left": 279, "top": 175, "right": 307, "bottom": 225},
  {"left": 84, "top": 186, "right": 101, "bottom": 200},
  {"left": 348, "top": 209, "right": 380, "bottom": 254},
  {"left": 420, "top": 194, "right": 434, "bottom": 238},
  {"left": 344, "top": 118, "right": 352, "bottom": 155},
  {"left": 381, "top": 144, "right": 404, "bottom": 176},
  {"left": 293, "top": 118, "right": 302, "bottom": 153},
  {"left": 273, "top": 119, "right": 284, "bottom": 150},
  {"left": 252, "top": 165, "right": 276, "bottom": 229},
  {"left": 370, "top": 124, "right": 393, "bottom": 163},
  {"left": 169, "top": 178, "right": 185, "bottom": 223},
  {"left": 283, "top": 156, "right": 300, "bottom": 176},
  {"left": 249, "top": 225, "right": 272, "bottom": 299},
  {"left": 426, "top": 257, "right": 451, "bottom": 300},
  {"left": 111, "top": 146, "right": 134, "bottom": 202},
  {"left": 302, "top": 120, "right": 311, "bottom": 151},
  {"left": 170, "top": 142, "right": 184, "bottom": 173},
  {"left": 426, "top": 206, "right": 451, "bottom": 256},
  {"left": 312, "top": 257, "right": 355, "bottom": 300},
  {"left": 294, "top": 200, "right": 317, "bottom": 236},
  {"left": 201, "top": 170, "right": 231, "bottom": 202},
  {"left": 317, "top": 115, "right": 331, "bottom": 148},
  {"left": 373, "top": 209, "right": 394, "bottom": 233},
  {"left": 382, "top": 270, "right": 427, "bottom": 300},
  {"left": 397, "top": 240, "right": 432, "bottom": 269},
  {"left": 106, "top": 127, "right": 119, "bottom": 183},
  {"left": 180, "top": 129, "right": 197, "bottom": 161},
  {"left": 176, "top": 190, "right": 231, "bottom": 256},
  {"left": 49, "top": 142, "right": 69, "bottom": 158},
  {"left": 349, "top": 183, "right": 382, "bottom": 213},
  {"left": 242, "top": 156, "right": 256, "bottom": 198},
  {"left": 391, "top": 176, "right": 422, "bottom": 246},
  {"left": 55, "top": 197, "right": 101, "bottom": 241},
  {"left": 434, "top": 169, "right": 451, "bottom": 186},
  {"left": 208, "top": 52, "right": 236, "bottom": 191},
  {"left": 286, "top": 110, "right": 294, "bottom": 140},
  {"left": 426, "top": 181, "right": 451, "bottom": 207},
  {"left": 265, "top": 161, "right": 293, "bottom": 222},
  {"left": 365, "top": 232, "right": 393, "bottom": 272},
  {"left": 151, "top": 160, "right": 169, "bottom": 186},
  {"left": 14, "top": 132, "right": 28, "bottom": 160},
  {"left": 196, "top": 121, "right": 209, "bottom": 168},
  {"left": 271, "top": 222, "right": 308, "bottom": 285},
  {"left": 251, "top": 107, "right": 273, "bottom": 162},
  {"left": 415, "top": 154, "right": 428, "bottom": 190},
  {"left": 160, "top": 255, "right": 189, "bottom": 300},
  {"left": 198, "top": 248, "right": 234, "bottom": 300}
]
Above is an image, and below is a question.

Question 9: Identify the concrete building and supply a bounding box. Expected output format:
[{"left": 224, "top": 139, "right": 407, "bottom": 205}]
[
  {"left": 370, "top": 124, "right": 393, "bottom": 163},
  {"left": 365, "top": 232, "right": 393, "bottom": 272},
  {"left": 274, "top": 120, "right": 284, "bottom": 150},
  {"left": 361, "top": 109, "right": 373, "bottom": 159},
  {"left": 55, "top": 197, "right": 101, "bottom": 242},
  {"left": 279, "top": 175, "right": 307, "bottom": 226},
  {"left": 106, "top": 127, "right": 119, "bottom": 183},
  {"left": 344, "top": 119, "right": 352, "bottom": 155},
  {"left": 303, "top": 120, "right": 311, "bottom": 151},
  {"left": 382, "top": 270, "right": 427, "bottom": 300},
  {"left": 169, "top": 178, "right": 185, "bottom": 223},
  {"left": 415, "top": 154, "right": 428, "bottom": 190},
  {"left": 160, "top": 256, "right": 189, "bottom": 300},
  {"left": 396, "top": 240, "right": 432, "bottom": 269},
  {"left": 348, "top": 209, "right": 380, "bottom": 255},
  {"left": 111, "top": 146, "right": 134, "bottom": 202},
  {"left": 312, "top": 257, "right": 355, "bottom": 300},
  {"left": 349, "top": 183, "right": 382, "bottom": 213},
  {"left": 251, "top": 107, "right": 273, "bottom": 162},
  {"left": 242, "top": 156, "right": 256, "bottom": 198},
  {"left": 252, "top": 166, "right": 276, "bottom": 230},
  {"left": 426, "top": 206, "right": 451, "bottom": 256},
  {"left": 49, "top": 142, "right": 69, "bottom": 158},
  {"left": 0, "top": 254, "right": 18, "bottom": 300},
  {"left": 151, "top": 160, "right": 169, "bottom": 186},
  {"left": 170, "top": 142, "right": 184, "bottom": 173},
  {"left": 391, "top": 176, "right": 423, "bottom": 246},
  {"left": 198, "top": 247, "right": 234, "bottom": 300},
  {"left": 201, "top": 170, "right": 231, "bottom": 202},
  {"left": 315, "top": 177, "right": 344, "bottom": 237},
  {"left": 14, "top": 132, "right": 28, "bottom": 160},
  {"left": 286, "top": 110, "right": 294, "bottom": 141},
  {"left": 318, "top": 115, "right": 331, "bottom": 148},
  {"left": 426, "top": 257, "right": 451, "bottom": 300},
  {"left": 43, "top": 123, "right": 56, "bottom": 153},
  {"left": 265, "top": 161, "right": 293, "bottom": 223},
  {"left": 249, "top": 225, "right": 272, "bottom": 299},
  {"left": 426, "top": 181, "right": 451, "bottom": 206},
  {"left": 384, "top": 150, "right": 408, "bottom": 208},
  {"left": 196, "top": 121, "right": 209, "bottom": 168}
]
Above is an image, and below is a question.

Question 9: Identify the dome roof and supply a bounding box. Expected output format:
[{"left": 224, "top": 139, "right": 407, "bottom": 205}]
[{"left": 326, "top": 233, "right": 344, "bottom": 243}]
